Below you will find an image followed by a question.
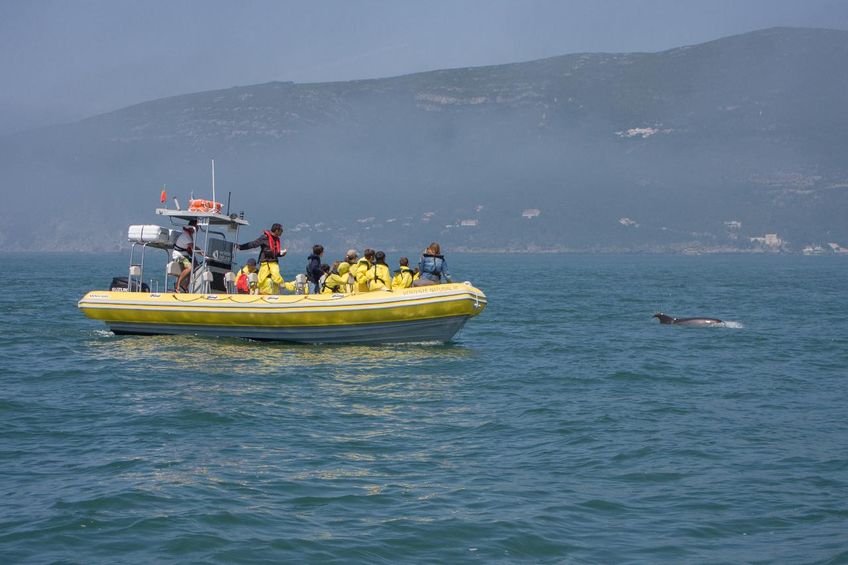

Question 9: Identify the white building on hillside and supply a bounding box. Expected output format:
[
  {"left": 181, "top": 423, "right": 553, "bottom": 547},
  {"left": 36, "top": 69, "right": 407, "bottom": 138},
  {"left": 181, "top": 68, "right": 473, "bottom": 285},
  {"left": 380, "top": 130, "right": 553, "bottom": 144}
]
[{"left": 750, "top": 233, "right": 784, "bottom": 249}]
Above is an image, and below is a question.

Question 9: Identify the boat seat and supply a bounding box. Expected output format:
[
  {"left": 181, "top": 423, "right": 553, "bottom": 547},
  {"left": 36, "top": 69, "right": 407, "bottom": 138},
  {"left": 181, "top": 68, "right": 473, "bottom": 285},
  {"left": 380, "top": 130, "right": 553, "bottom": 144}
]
[
  {"left": 247, "top": 272, "right": 259, "bottom": 294},
  {"left": 127, "top": 265, "right": 144, "bottom": 292},
  {"left": 199, "top": 270, "right": 214, "bottom": 294},
  {"left": 224, "top": 271, "right": 236, "bottom": 294}
]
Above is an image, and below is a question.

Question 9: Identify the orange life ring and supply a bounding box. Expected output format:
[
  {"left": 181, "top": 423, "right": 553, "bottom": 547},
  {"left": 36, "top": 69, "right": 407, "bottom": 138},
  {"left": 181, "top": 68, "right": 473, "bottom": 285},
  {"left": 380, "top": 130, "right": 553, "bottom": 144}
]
[{"left": 188, "top": 199, "right": 222, "bottom": 213}]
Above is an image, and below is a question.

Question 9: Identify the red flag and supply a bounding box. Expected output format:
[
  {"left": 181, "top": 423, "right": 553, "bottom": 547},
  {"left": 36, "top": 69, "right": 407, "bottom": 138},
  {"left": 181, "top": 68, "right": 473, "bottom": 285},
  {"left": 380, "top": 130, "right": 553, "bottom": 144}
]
[{"left": 160, "top": 190, "right": 167, "bottom": 203}]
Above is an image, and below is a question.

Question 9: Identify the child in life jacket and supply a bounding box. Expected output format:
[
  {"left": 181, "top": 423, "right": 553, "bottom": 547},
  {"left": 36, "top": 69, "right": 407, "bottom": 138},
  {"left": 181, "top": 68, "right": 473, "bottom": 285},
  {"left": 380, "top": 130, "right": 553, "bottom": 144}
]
[
  {"left": 321, "top": 262, "right": 349, "bottom": 294},
  {"left": 317, "top": 263, "right": 331, "bottom": 292},
  {"left": 235, "top": 258, "right": 258, "bottom": 294},
  {"left": 367, "top": 251, "right": 391, "bottom": 291},
  {"left": 391, "top": 257, "right": 414, "bottom": 290},
  {"left": 340, "top": 261, "right": 354, "bottom": 293},
  {"left": 351, "top": 249, "right": 374, "bottom": 293}
]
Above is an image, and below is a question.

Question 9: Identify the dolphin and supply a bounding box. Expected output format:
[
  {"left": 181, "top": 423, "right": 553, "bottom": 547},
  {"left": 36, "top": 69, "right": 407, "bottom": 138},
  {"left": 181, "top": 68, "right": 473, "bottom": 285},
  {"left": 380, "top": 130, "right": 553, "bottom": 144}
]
[{"left": 653, "top": 313, "right": 724, "bottom": 327}]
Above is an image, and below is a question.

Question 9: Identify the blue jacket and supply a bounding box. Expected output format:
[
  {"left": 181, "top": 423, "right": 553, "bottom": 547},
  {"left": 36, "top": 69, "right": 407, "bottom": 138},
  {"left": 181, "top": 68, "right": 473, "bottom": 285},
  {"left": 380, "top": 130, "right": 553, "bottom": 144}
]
[
  {"left": 419, "top": 253, "right": 451, "bottom": 283},
  {"left": 306, "top": 254, "right": 323, "bottom": 284}
]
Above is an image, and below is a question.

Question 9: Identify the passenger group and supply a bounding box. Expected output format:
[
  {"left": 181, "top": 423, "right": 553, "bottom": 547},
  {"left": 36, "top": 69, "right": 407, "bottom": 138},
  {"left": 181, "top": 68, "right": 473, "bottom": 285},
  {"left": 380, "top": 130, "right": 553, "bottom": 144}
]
[{"left": 233, "top": 223, "right": 452, "bottom": 295}]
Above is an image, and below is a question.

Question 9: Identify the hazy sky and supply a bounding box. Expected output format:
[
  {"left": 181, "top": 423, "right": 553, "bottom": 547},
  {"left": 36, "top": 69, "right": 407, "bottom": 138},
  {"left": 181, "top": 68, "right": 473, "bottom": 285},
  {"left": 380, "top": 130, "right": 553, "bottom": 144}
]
[{"left": 2, "top": 0, "right": 847, "bottom": 134}]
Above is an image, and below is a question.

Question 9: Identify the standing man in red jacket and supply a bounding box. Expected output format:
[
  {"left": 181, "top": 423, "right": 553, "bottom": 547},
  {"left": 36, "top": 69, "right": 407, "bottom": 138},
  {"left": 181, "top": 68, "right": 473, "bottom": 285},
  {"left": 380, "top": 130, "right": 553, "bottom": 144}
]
[{"left": 238, "top": 223, "right": 287, "bottom": 294}]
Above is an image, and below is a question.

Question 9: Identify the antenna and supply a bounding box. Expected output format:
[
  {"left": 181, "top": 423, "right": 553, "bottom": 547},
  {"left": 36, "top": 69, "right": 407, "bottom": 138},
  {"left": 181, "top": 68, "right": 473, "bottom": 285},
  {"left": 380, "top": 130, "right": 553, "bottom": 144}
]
[{"left": 211, "top": 158, "right": 216, "bottom": 209}]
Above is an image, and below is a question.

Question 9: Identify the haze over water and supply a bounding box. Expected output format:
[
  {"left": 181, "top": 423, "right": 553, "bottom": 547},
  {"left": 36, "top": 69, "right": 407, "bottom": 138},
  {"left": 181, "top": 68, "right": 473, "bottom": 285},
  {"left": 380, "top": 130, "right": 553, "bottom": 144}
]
[{"left": 1, "top": 252, "right": 846, "bottom": 562}]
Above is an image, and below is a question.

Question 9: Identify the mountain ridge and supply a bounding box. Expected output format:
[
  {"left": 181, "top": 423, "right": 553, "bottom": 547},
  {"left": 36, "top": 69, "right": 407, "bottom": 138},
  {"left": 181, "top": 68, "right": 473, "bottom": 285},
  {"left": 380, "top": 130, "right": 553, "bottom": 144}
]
[
  {"left": 62, "top": 26, "right": 848, "bottom": 119},
  {"left": 2, "top": 26, "right": 847, "bottom": 253}
]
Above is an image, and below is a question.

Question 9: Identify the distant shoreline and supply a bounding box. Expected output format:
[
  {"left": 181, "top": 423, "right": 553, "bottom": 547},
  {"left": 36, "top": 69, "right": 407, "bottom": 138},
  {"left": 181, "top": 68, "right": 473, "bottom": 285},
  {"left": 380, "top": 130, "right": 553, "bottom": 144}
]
[{"left": 2, "top": 248, "right": 845, "bottom": 256}]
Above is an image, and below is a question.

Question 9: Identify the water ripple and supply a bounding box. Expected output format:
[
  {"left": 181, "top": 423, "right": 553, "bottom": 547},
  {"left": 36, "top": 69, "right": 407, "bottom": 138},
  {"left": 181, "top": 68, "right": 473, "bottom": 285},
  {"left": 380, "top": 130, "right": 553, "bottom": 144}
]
[{"left": 1, "top": 253, "right": 847, "bottom": 562}]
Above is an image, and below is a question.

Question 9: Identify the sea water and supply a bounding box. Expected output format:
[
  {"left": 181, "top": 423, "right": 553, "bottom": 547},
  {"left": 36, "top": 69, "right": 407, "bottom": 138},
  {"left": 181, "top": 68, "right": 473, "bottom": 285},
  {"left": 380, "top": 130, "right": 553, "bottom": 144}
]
[{"left": 1, "top": 253, "right": 846, "bottom": 563}]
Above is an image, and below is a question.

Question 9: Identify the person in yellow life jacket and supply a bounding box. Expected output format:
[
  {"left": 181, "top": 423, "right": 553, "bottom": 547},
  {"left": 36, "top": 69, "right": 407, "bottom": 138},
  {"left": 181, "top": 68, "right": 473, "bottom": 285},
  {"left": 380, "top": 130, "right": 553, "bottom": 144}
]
[
  {"left": 340, "top": 261, "right": 354, "bottom": 293},
  {"left": 235, "top": 258, "right": 258, "bottom": 294},
  {"left": 337, "top": 249, "right": 359, "bottom": 292},
  {"left": 338, "top": 249, "right": 357, "bottom": 293},
  {"left": 351, "top": 248, "right": 374, "bottom": 293},
  {"left": 321, "top": 261, "right": 347, "bottom": 294},
  {"left": 316, "top": 263, "right": 331, "bottom": 291},
  {"left": 238, "top": 223, "right": 287, "bottom": 294},
  {"left": 391, "top": 257, "right": 414, "bottom": 290},
  {"left": 367, "top": 250, "right": 391, "bottom": 291}
]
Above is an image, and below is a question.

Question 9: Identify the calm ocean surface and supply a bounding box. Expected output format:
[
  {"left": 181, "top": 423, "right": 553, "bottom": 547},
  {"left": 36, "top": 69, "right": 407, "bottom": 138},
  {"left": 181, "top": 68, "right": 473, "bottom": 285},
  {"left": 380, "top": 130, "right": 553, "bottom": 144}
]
[{"left": 1, "top": 252, "right": 847, "bottom": 563}]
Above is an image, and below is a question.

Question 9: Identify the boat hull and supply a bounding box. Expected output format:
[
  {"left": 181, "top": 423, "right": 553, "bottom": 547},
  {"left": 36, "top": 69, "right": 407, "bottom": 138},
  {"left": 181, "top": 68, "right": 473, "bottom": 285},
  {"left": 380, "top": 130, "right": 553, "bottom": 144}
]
[{"left": 79, "top": 283, "right": 487, "bottom": 344}]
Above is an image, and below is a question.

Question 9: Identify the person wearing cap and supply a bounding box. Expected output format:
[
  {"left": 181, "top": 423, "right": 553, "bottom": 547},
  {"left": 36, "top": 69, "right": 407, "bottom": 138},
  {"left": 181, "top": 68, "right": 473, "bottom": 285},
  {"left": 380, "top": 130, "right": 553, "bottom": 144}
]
[
  {"left": 235, "top": 258, "right": 258, "bottom": 294},
  {"left": 238, "top": 223, "right": 287, "bottom": 294},
  {"left": 172, "top": 218, "right": 200, "bottom": 292}
]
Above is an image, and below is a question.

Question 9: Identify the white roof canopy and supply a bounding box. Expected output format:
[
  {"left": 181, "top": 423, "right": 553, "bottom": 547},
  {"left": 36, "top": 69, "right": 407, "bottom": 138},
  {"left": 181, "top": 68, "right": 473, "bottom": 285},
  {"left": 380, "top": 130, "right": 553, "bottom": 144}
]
[{"left": 155, "top": 208, "right": 249, "bottom": 227}]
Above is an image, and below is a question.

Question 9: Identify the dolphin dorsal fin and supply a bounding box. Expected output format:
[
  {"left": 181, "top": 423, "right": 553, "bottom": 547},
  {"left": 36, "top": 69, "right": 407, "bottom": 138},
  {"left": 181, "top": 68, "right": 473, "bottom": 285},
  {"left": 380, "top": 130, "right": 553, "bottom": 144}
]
[{"left": 654, "top": 313, "right": 675, "bottom": 324}]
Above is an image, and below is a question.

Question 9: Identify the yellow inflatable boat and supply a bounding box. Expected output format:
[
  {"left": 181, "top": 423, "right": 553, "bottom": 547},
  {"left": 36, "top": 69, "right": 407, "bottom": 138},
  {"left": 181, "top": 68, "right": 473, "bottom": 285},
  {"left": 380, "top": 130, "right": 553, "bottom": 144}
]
[
  {"left": 78, "top": 200, "right": 487, "bottom": 343},
  {"left": 79, "top": 283, "right": 486, "bottom": 343}
]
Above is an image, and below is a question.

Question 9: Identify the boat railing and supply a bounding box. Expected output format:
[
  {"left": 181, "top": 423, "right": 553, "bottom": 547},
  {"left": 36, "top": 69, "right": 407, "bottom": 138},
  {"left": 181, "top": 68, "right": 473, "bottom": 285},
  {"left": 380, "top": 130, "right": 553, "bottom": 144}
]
[
  {"left": 128, "top": 241, "right": 173, "bottom": 293},
  {"left": 126, "top": 219, "right": 241, "bottom": 294}
]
